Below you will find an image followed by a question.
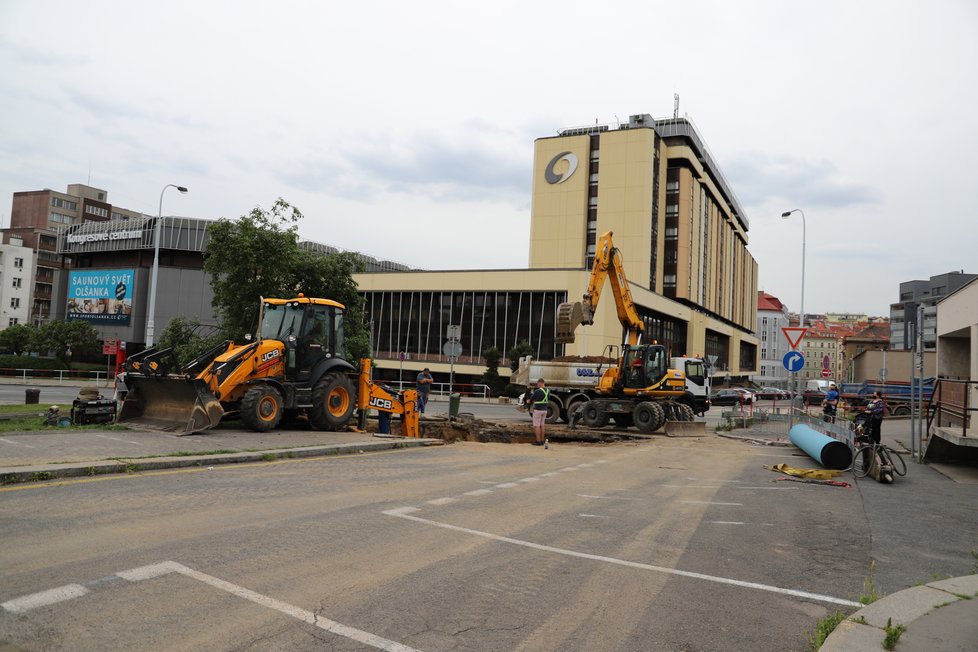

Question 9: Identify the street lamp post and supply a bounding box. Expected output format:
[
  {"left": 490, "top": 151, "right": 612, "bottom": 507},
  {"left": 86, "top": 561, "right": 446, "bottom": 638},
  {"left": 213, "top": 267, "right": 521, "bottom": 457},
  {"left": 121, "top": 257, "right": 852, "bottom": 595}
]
[
  {"left": 146, "top": 184, "right": 188, "bottom": 348},
  {"left": 781, "top": 208, "right": 806, "bottom": 422}
]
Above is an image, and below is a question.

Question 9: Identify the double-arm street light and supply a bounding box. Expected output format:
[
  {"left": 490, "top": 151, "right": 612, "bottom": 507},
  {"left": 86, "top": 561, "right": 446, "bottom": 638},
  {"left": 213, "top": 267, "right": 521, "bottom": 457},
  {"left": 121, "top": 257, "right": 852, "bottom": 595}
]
[{"left": 145, "top": 184, "right": 188, "bottom": 348}]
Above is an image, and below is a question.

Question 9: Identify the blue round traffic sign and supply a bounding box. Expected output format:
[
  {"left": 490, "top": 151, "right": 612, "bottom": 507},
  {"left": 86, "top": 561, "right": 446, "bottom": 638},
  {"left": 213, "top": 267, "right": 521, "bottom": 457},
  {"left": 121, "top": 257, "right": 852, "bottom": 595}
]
[{"left": 783, "top": 351, "right": 805, "bottom": 373}]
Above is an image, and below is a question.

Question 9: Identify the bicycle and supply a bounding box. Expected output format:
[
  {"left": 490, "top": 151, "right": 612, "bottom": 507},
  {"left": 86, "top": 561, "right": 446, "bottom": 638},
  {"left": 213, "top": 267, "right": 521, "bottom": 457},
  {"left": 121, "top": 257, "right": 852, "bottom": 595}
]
[{"left": 850, "top": 415, "right": 907, "bottom": 479}]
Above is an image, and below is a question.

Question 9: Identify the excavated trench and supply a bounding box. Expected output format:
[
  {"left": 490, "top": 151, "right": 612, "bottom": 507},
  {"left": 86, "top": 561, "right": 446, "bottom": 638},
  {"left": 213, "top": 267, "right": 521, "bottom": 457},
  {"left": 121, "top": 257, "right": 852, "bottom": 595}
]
[{"left": 383, "top": 415, "right": 658, "bottom": 445}]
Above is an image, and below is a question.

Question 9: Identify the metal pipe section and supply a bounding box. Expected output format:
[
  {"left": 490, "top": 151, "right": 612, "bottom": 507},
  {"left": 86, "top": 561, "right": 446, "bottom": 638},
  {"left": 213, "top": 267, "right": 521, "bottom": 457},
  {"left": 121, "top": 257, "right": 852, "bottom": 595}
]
[{"left": 789, "top": 424, "right": 852, "bottom": 470}]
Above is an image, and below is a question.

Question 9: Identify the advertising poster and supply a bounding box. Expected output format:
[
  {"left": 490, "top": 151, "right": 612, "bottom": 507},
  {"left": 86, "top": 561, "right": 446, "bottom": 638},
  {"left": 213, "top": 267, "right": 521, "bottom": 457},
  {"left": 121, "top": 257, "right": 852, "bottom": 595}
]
[{"left": 67, "top": 269, "right": 134, "bottom": 324}]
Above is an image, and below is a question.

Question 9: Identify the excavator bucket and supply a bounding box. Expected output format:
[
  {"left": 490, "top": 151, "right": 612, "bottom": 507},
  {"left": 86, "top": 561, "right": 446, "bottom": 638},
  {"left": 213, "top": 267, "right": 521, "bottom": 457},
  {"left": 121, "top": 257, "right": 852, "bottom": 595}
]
[
  {"left": 555, "top": 301, "right": 584, "bottom": 344},
  {"left": 116, "top": 375, "right": 224, "bottom": 435}
]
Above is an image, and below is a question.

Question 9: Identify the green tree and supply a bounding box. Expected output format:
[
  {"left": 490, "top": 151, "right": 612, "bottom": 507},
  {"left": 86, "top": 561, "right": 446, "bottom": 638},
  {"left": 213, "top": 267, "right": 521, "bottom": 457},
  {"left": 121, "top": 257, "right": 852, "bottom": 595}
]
[
  {"left": 508, "top": 339, "right": 534, "bottom": 372},
  {"left": 480, "top": 347, "right": 507, "bottom": 397},
  {"left": 0, "top": 324, "right": 36, "bottom": 355},
  {"left": 34, "top": 320, "right": 99, "bottom": 365},
  {"left": 203, "top": 198, "right": 370, "bottom": 362},
  {"left": 156, "top": 317, "right": 226, "bottom": 367}
]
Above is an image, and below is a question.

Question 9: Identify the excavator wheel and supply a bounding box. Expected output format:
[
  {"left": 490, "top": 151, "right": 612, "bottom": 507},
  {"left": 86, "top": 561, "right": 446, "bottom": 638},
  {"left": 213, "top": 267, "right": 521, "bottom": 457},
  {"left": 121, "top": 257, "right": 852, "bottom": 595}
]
[
  {"left": 679, "top": 404, "right": 696, "bottom": 422},
  {"left": 310, "top": 372, "right": 355, "bottom": 431},
  {"left": 633, "top": 402, "right": 658, "bottom": 433},
  {"left": 241, "top": 385, "right": 284, "bottom": 432},
  {"left": 581, "top": 401, "right": 610, "bottom": 428}
]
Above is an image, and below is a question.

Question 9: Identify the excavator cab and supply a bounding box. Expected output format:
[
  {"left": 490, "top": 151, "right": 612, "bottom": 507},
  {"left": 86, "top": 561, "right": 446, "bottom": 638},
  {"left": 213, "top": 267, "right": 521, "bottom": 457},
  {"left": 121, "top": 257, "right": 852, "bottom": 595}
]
[
  {"left": 260, "top": 299, "right": 344, "bottom": 382},
  {"left": 620, "top": 345, "right": 667, "bottom": 390}
]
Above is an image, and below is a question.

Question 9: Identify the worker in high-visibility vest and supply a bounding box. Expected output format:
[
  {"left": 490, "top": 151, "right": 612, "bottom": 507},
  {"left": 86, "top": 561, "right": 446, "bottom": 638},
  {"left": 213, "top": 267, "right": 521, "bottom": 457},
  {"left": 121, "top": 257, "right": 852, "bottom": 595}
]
[{"left": 529, "top": 377, "right": 550, "bottom": 447}]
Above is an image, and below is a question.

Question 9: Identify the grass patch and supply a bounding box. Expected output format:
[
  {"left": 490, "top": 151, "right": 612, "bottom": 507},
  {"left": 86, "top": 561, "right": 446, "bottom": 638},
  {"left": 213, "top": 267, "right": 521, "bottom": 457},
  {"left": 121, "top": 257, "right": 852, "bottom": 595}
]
[
  {"left": 165, "top": 449, "right": 238, "bottom": 457},
  {"left": 882, "top": 618, "right": 906, "bottom": 650},
  {"left": 849, "top": 615, "right": 867, "bottom": 625},
  {"left": 806, "top": 611, "right": 846, "bottom": 651},
  {"left": 261, "top": 453, "right": 275, "bottom": 461},
  {"left": 859, "top": 561, "right": 883, "bottom": 605}
]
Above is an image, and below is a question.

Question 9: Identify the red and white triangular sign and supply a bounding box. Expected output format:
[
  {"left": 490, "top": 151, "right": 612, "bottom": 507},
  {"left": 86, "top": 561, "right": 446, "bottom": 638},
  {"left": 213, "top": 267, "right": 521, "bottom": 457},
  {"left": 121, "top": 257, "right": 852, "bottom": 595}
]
[{"left": 782, "top": 327, "right": 808, "bottom": 350}]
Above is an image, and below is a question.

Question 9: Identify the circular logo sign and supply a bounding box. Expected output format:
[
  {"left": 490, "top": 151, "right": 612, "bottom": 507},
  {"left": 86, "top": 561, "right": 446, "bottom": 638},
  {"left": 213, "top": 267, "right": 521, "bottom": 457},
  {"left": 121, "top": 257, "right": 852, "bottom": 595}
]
[{"left": 544, "top": 151, "right": 579, "bottom": 184}]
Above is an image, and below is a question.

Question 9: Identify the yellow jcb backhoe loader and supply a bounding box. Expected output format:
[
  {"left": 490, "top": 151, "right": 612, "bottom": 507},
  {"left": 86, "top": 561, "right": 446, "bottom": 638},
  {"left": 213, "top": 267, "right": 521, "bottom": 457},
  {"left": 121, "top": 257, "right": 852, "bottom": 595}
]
[{"left": 117, "top": 295, "right": 358, "bottom": 435}]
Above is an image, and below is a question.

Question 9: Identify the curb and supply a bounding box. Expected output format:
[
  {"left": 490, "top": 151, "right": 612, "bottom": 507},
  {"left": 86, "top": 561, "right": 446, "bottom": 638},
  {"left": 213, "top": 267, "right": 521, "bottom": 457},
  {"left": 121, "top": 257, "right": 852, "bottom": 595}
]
[
  {"left": 0, "top": 438, "right": 445, "bottom": 485},
  {"left": 820, "top": 575, "right": 978, "bottom": 651}
]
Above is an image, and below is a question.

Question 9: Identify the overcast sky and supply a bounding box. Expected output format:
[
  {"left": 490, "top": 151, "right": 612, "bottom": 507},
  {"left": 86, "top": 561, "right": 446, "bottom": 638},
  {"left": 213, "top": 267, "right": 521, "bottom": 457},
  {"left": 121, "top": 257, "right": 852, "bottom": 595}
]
[{"left": 2, "top": 0, "right": 976, "bottom": 318}]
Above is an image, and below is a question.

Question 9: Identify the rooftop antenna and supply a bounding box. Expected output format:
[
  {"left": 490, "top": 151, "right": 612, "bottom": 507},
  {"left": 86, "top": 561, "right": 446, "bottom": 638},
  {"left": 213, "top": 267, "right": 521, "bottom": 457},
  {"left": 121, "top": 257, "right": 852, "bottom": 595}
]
[{"left": 673, "top": 93, "right": 680, "bottom": 119}]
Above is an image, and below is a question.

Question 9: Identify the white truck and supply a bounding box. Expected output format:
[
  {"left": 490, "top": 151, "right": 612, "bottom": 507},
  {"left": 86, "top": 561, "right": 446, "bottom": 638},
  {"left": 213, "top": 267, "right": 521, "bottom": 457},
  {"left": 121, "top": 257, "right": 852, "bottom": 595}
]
[{"left": 513, "top": 355, "right": 711, "bottom": 424}]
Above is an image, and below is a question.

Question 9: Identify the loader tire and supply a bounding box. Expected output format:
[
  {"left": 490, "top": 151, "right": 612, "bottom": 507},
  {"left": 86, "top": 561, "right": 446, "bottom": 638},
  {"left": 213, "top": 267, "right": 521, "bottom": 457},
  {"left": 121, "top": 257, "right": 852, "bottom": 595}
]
[
  {"left": 241, "top": 385, "right": 283, "bottom": 432},
  {"left": 545, "top": 399, "right": 562, "bottom": 424},
  {"left": 679, "top": 404, "right": 696, "bottom": 422},
  {"left": 310, "top": 372, "right": 355, "bottom": 431}
]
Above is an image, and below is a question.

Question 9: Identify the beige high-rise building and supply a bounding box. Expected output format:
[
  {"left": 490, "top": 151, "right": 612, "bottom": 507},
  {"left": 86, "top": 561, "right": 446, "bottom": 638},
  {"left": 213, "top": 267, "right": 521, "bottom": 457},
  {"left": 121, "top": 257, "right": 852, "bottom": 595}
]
[{"left": 355, "top": 114, "right": 760, "bottom": 384}]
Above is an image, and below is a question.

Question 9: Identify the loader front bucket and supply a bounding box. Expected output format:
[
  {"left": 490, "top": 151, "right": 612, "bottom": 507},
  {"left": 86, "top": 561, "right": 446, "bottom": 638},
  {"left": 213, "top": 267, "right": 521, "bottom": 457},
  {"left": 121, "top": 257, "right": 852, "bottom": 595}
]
[
  {"left": 555, "top": 301, "right": 584, "bottom": 344},
  {"left": 663, "top": 420, "right": 706, "bottom": 437},
  {"left": 117, "top": 375, "right": 224, "bottom": 435}
]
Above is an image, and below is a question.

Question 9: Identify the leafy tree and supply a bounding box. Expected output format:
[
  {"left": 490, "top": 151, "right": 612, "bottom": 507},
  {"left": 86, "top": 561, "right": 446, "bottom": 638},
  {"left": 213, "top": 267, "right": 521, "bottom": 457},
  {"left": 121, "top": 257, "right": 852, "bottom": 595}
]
[
  {"left": 34, "top": 320, "right": 98, "bottom": 365},
  {"left": 508, "top": 339, "right": 534, "bottom": 372},
  {"left": 156, "top": 317, "right": 226, "bottom": 367},
  {"left": 0, "top": 324, "right": 35, "bottom": 355},
  {"left": 203, "top": 198, "right": 370, "bottom": 362},
  {"left": 480, "top": 347, "right": 507, "bottom": 397}
]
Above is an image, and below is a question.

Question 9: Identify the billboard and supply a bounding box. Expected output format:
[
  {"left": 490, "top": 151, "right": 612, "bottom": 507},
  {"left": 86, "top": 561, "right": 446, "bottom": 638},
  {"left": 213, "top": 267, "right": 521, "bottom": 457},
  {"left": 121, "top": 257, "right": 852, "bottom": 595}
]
[{"left": 67, "top": 269, "right": 134, "bottom": 325}]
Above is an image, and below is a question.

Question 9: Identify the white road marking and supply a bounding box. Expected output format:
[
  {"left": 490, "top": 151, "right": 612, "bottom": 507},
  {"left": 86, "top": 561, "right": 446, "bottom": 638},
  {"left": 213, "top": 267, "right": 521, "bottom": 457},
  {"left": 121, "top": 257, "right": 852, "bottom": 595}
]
[
  {"left": 688, "top": 477, "right": 741, "bottom": 483},
  {"left": 384, "top": 506, "right": 421, "bottom": 516},
  {"left": 383, "top": 511, "right": 860, "bottom": 607},
  {"left": 494, "top": 482, "right": 520, "bottom": 489},
  {"left": 708, "top": 521, "right": 774, "bottom": 526},
  {"left": 463, "top": 489, "right": 493, "bottom": 497},
  {"left": 559, "top": 467, "right": 580, "bottom": 472},
  {"left": 117, "top": 561, "right": 182, "bottom": 581},
  {"left": 576, "top": 494, "right": 641, "bottom": 501},
  {"left": 576, "top": 463, "right": 594, "bottom": 468},
  {"left": 169, "top": 563, "right": 420, "bottom": 652},
  {"left": 0, "top": 437, "right": 34, "bottom": 448},
  {"left": 539, "top": 472, "right": 559, "bottom": 477},
  {"left": 95, "top": 434, "right": 145, "bottom": 446},
  {"left": 425, "top": 497, "right": 459, "bottom": 505},
  {"left": 664, "top": 485, "right": 723, "bottom": 489},
  {"left": 578, "top": 514, "right": 609, "bottom": 518},
  {"left": 680, "top": 500, "right": 743, "bottom": 506},
  {"left": 1, "top": 584, "right": 88, "bottom": 614},
  {"left": 5, "top": 562, "right": 420, "bottom": 651},
  {"left": 518, "top": 477, "right": 541, "bottom": 483}
]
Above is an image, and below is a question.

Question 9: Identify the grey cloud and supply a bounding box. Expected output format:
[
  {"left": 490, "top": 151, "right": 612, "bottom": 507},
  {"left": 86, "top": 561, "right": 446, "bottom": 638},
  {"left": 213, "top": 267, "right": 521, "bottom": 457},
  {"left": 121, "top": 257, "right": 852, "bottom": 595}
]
[
  {"left": 282, "top": 124, "right": 533, "bottom": 204},
  {"left": 726, "top": 152, "right": 879, "bottom": 209}
]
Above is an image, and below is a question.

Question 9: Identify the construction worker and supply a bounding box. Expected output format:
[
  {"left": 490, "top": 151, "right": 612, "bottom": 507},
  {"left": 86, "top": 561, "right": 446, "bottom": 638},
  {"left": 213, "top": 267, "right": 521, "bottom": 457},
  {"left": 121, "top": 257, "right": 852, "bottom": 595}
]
[{"left": 529, "top": 377, "right": 549, "bottom": 447}]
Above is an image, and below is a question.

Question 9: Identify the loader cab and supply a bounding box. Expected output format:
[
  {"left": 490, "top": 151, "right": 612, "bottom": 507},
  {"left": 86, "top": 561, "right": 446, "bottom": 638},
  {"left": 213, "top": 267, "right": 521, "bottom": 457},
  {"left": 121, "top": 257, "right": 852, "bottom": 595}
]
[
  {"left": 621, "top": 344, "right": 667, "bottom": 389},
  {"left": 260, "top": 298, "right": 345, "bottom": 381}
]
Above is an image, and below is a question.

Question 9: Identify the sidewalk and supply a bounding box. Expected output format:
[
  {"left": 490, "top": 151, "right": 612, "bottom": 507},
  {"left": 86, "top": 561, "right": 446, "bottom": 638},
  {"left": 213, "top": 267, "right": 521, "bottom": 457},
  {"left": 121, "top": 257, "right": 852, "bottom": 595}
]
[
  {"left": 821, "top": 574, "right": 978, "bottom": 651},
  {"left": 0, "top": 426, "right": 444, "bottom": 484}
]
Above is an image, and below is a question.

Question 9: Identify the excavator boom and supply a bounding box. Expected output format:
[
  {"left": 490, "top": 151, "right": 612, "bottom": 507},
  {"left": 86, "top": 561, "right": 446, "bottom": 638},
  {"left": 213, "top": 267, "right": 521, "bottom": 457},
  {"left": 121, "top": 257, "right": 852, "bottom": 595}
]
[{"left": 556, "top": 231, "right": 644, "bottom": 345}]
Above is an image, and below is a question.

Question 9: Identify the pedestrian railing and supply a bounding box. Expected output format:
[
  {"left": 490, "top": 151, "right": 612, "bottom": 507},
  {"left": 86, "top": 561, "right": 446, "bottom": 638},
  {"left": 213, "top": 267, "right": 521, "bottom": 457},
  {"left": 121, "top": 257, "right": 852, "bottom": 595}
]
[{"left": 0, "top": 368, "right": 113, "bottom": 386}]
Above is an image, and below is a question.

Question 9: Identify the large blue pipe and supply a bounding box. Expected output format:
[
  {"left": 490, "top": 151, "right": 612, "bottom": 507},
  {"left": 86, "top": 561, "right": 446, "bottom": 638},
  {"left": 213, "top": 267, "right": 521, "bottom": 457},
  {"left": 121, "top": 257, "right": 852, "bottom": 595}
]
[{"left": 789, "top": 424, "right": 852, "bottom": 470}]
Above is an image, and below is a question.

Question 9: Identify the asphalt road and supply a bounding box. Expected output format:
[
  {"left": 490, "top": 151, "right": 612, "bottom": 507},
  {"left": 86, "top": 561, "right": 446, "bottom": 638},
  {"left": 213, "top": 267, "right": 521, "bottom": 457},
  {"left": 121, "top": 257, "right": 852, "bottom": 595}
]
[{"left": 0, "top": 435, "right": 894, "bottom": 651}]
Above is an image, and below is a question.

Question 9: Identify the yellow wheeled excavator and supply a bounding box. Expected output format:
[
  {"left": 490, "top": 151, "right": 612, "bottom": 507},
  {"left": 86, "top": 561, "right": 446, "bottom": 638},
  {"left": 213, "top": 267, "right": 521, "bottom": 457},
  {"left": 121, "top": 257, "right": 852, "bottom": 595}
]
[
  {"left": 117, "top": 295, "right": 411, "bottom": 435},
  {"left": 555, "top": 231, "right": 708, "bottom": 432}
]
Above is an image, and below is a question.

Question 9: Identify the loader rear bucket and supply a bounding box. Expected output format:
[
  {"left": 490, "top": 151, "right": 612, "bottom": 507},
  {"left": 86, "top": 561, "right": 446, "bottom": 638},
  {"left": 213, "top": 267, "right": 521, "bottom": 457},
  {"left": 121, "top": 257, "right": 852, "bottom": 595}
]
[
  {"left": 663, "top": 420, "right": 707, "bottom": 437},
  {"left": 555, "top": 301, "right": 584, "bottom": 344},
  {"left": 117, "top": 376, "right": 224, "bottom": 435}
]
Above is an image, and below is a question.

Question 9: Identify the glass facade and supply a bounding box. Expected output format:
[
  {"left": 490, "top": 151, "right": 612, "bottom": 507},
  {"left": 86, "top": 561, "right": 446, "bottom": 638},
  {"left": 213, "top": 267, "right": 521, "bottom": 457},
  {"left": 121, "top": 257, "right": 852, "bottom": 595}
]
[{"left": 363, "top": 290, "right": 567, "bottom": 366}]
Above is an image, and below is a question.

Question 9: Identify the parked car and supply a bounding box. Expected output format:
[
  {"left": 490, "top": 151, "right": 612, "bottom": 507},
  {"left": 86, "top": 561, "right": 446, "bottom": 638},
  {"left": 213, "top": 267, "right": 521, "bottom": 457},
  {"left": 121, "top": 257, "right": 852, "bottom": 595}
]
[
  {"left": 754, "top": 387, "right": 790, "bottom": 400},
  {"left": 709, "top": 388, "right": 755, "bottom": 406},
  {"left": 803, "top": 389, "right": 827, "bottom": 406}
]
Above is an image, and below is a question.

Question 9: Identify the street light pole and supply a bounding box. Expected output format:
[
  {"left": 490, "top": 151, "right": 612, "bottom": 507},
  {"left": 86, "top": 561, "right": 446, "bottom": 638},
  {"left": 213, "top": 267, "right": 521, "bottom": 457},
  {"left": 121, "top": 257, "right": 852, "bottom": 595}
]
[
  {"left": 781, "top": 208, "right": 806, "bottom": 423},
  {"left": 146, "top": 184, "right": 187, "bottom": 348}
]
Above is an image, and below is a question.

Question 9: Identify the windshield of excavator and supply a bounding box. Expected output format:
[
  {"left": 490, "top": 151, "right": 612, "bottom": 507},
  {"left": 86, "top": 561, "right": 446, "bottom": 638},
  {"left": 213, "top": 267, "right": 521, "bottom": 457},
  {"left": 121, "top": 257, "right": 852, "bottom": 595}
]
[{"left": 261, "top": 302, "right": 304, "bottom": 341}]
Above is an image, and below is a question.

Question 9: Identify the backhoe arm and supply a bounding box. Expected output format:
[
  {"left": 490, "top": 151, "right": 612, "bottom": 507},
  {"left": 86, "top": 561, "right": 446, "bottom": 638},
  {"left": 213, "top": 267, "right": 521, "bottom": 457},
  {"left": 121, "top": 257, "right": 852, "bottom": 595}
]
[{"left": 356, "top": 358, "right": 420, "bottom": 437}]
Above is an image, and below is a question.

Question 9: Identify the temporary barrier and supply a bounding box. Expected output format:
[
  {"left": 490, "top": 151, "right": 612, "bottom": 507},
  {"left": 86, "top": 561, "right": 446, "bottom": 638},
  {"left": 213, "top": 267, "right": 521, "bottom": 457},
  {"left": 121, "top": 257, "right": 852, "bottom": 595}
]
[{"left": 789, "top": 424, "right": 852, "bottom": 470}]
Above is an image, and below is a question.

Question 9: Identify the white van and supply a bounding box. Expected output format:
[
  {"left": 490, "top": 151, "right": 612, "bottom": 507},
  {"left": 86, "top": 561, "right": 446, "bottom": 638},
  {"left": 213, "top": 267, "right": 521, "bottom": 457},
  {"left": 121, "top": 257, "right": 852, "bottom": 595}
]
[{"left": 805, "top": 379, "right": 833, "bottom": 393}]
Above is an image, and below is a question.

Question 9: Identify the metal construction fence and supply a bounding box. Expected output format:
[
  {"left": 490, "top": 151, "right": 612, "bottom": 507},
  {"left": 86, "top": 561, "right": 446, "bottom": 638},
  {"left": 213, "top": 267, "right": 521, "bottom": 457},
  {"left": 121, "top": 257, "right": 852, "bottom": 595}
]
[
  {"left": 721, "top": 402, "right": 855, "bottom": 449},
  {"left": 0, "top": 368, "right": 113, "bottom": 387}
]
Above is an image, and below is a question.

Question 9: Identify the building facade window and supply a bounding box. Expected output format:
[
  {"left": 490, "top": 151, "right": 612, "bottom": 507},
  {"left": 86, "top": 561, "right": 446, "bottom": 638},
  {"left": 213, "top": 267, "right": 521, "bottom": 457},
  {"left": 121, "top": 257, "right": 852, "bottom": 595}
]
[
  {"left": 8, "top": 318, "right": 18, "bottom": 327},
  {"left": 10, "top": 298, "right": 19, "bottom": 309},
  {"left": 13, "top": 257, "right": 23, "bottom": 268},
  {"left": 84, "top": 205, "right": 109, "bottom": 218},
  {"left": 51, "top": 197, "right": 77, "bottom": 211},
  {"left": 12, "top": 277, "right": 21, "bottom": 288}
]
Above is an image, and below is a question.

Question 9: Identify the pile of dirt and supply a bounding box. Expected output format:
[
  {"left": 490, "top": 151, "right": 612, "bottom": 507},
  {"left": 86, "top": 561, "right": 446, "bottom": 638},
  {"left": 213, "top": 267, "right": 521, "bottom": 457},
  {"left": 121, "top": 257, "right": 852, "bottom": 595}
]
[
  {"left": 414, "top": 416, "right": 648, "bottom": 444},
  {"left": 550, "top": 355, "right": 617, "bottom": 363}
]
